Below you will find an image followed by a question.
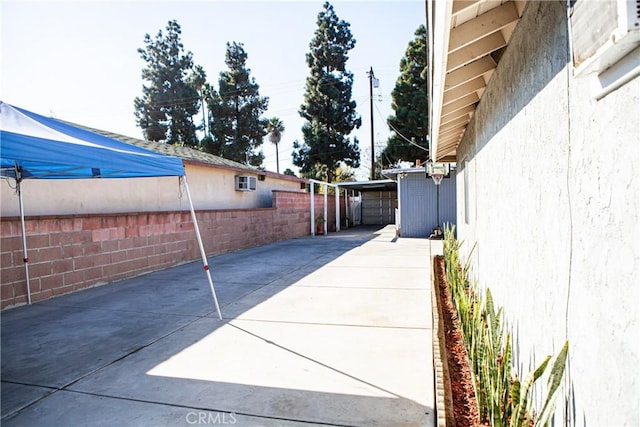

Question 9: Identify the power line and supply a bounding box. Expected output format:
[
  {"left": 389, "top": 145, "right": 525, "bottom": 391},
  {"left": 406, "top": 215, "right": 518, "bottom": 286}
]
[{"left": 373, "top": 102, "right": 427, "bottom": 152}]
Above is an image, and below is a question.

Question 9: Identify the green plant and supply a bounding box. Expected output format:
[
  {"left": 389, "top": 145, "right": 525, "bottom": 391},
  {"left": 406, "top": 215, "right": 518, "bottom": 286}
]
[
  {"left": 442, "top": 224, "right": 569, "bottom": 427},
  {"left": 535, "top": 341, "right": 569, "bottom": 427}
]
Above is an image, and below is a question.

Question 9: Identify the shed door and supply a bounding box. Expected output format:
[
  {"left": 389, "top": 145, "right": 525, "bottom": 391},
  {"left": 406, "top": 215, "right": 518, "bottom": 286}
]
[{"left": 361, "top": 191, "right": 397, "bottom": 225}]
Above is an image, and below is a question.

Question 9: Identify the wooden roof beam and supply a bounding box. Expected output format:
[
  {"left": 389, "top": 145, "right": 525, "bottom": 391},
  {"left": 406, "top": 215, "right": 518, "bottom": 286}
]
[
  {"left": 439, "top": 134, "right": 464, "bottom": 149},
  {"left": 452, "top": 0, "right": 483, "bottom": 16},
  {"left": 436, "top": 146, "right": 461, "bottom": 162},
  {"left": 443, "top": 77, "right": 485, "bottom": 105},
  {"left": 438, "top": 134, "right": 462, "bottom": 147},
  {"left": 449, "top": 1, "right": 519, "bottom": 53},
  {"left": 440, "top": 128, "right": 463, "bottom": 140},
  {"left": 439, "top": 126, "right": 465, "bottom": 139},
  {"left": 440, "top": 145, "right": 459, "bottom": 155},
  {"left": 441, "top": 105, "right": 475, "bottom": 125},
  {"left": 441, "top": 92, "right": 479, "bottom": 116},
  {"left": 445, "top": 56, "right": 496, "bottom": 91},
  {"left": 447, "top": 32, "right": 507, "bottom": 72},
  {"left": 440, "top": 116, "right": 470, "bottom": 132}
]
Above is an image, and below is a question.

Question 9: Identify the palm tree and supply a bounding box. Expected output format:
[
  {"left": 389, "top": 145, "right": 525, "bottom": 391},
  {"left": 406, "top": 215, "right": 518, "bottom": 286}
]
[{"left": 266, "top": 117, "right": 284, "bottom": 174}]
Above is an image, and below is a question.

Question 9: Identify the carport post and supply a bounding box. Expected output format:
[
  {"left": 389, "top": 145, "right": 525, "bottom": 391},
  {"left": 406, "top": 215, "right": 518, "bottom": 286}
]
[
  {"left": 182, "top": 176, "right": 222, "bottom": 320},
  {"left": 335, "top": 188, "right": 340, "bottom": 232},
  {"left": 323, "top": 187, "right": 327, "bottom": 235},
  {"left": 310, "top": 182, "right": 315, "bottom": 236},
  {"left": 343, "top": 189, "right": 348, "bottom": 229}
]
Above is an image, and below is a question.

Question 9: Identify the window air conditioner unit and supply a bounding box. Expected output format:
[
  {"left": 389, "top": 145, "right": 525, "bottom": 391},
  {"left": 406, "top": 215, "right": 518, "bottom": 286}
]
[
  {"left": 235, "top": 175, "right": 257, "bottom": 191},
  {"left": 570, "top": 0, "right": 640, "bottom": 98}
]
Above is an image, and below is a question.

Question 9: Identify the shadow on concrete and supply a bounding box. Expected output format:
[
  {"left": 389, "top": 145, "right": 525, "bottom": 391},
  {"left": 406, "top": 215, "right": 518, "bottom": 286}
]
[{"left": 2, "top": 225, "right": 434, "bottom": 426}]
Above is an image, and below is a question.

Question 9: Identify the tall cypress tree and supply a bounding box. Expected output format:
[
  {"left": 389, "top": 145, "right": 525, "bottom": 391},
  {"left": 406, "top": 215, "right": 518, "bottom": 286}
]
[
  {"left": 204, "top": 42, "right": 269, "bottom": 166},
  {"left": 381, "top": 25, "right": 429, "bottom": 166},
  {"left": 134, "top": 20, "right": 201, "bottom": 146},
  {"left": 294, "top": 2, "right": 361, "bottom": 183}
]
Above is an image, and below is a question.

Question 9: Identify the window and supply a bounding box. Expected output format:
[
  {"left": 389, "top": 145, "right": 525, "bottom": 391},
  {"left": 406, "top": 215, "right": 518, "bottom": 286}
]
[
  {"left": 463, "top": 160, "right": 470, "bottom": 225},
  {"left": 235, "top": 175, "right": 257, "bottom": 191}
]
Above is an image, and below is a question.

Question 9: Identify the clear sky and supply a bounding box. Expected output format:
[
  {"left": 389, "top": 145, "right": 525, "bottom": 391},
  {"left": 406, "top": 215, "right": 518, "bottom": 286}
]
[{"left": 1, "top": 0, "right": 426, "bottom": 179}]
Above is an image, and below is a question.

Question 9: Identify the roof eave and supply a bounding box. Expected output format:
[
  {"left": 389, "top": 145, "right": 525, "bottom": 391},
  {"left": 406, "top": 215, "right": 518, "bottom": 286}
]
[{"left": 428, "top": 0, "right": 454, "bottom": 163}]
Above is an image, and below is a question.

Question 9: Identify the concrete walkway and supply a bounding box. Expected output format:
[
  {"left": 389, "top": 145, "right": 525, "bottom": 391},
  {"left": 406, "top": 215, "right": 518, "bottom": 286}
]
[{"left": 1, "top": 225, "right": 436, "bottom": 427}]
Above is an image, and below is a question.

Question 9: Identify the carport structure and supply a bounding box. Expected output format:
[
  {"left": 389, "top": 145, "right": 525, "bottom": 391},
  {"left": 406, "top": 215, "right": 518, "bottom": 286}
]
[
  {"left": 309, "top": 179, "right": 397, "bottom": 236},
  {"left": 339, "top": 180, "right": 397, "bottom": 227}
]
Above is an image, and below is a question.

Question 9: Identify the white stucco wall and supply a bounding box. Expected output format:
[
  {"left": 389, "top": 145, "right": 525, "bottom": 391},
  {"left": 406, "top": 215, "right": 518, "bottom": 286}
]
[
  {"left": 455, "top": 2, "right": 639, "bottom": 425},
  {"left": 0, "top": 163, "right": 303, "bottom": 216}
]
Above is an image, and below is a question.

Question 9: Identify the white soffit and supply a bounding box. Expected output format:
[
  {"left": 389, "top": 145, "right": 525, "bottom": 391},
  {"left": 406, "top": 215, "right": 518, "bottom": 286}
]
[{"left": 431, "top": 0, "right": 526, "bottom": 161}]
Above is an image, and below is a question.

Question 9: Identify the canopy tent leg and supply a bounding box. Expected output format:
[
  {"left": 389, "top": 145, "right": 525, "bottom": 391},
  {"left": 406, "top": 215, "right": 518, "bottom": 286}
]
[
  {"left": 181, "top": 176, "right": 222, "bottom": 320},
  {"left": 16, "top": 173, "right": 32, "bottom": 305}
]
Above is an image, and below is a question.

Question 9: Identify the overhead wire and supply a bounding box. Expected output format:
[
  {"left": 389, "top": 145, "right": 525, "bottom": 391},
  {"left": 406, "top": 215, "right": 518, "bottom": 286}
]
[{"left": 373, "top": 101, "right": 428, "bottom": 152}]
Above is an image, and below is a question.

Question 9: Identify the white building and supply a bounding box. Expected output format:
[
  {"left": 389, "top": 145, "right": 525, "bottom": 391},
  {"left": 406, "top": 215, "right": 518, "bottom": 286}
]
[
  {"left": 428, "top": 1, "right": 639, "bottom": 424},
  {"left": 1, "top": 125, "right": 305, "bottom": 217}
]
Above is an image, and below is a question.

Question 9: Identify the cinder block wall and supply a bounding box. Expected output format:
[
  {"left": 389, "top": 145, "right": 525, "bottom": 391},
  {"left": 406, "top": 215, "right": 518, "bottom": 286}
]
[
  {"left": 455, "top": 2, "right": 639, "bottom": 425},
  {"left": 0, "top": 190, "right": 323, "bottom": 309}
]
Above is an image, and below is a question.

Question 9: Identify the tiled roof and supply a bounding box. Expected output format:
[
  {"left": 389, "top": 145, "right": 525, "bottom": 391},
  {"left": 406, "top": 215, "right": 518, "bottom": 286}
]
[{"left": 65, "top": 120, "right": 257, "bottom": 172}]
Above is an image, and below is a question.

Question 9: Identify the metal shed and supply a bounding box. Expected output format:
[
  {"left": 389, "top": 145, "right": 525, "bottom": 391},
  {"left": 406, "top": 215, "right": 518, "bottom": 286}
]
[{"left": 383, "top": 167, "right": 456, "bottom": 238}]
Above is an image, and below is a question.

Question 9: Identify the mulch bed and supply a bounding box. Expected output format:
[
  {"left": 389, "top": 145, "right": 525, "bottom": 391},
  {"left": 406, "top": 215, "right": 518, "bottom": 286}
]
[{"left": 433, "top": 255, "right": 482, "bottom": 426}]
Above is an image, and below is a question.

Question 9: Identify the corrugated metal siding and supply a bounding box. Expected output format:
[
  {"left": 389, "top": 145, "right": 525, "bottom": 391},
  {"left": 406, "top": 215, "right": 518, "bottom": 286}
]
[
  {"left": 361, "top": 191, "right": 397, "bottom": 225},
  {"left": 398, "top": 173, "right": 456, "bottom": 237},
  {"left": 439, "top": 175, "right": 457, "bottom": 229}
]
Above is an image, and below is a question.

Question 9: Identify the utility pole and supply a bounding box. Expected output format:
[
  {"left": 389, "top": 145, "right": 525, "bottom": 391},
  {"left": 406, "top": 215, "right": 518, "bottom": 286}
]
[
  {"left": 200, "top": 87, "right": 207, "bottom": 138},
  {"left": 367, "top": 67, "right": 378, "bottom": 181}
]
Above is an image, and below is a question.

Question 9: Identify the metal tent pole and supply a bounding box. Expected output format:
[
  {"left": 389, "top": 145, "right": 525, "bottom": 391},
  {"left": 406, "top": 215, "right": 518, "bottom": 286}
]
[
  {"left": 16, "top": 167, "right": 31, "bottom": 305},
  {"left": 182, "top": 176, "right": 222, "bottom": 320}
]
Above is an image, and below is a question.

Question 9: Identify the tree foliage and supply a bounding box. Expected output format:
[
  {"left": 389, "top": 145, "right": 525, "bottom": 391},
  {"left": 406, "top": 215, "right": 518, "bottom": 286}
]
[
  {"left": 203, "top": 42, "right": 269, "bottom": 166},
  {"left": 266, "top": 117, "right": 285, "bottom": 174},
  {"left": 134, "top": 20, "right": 201, "bottom": 146},
  {"left": 294, "top": 2, "right": 361, "bottom": 183},
  {"left": 381, "top": 25, "right": 429, "bottom": 166}
]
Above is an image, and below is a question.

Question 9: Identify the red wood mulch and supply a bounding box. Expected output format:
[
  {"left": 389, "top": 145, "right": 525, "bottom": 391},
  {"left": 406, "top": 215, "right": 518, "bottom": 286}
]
[{"left": 434, "top": 255, "right": 484, "bottom": 426}]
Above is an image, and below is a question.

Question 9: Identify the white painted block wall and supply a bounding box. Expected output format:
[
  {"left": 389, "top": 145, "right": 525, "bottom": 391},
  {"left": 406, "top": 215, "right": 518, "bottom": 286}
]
[{"left": 455, "top": 2, "right": 639, "bottom": 425}]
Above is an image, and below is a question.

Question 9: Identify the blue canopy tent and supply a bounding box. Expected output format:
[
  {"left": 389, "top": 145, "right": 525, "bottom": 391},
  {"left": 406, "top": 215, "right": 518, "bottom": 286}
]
[{"left": 0, "top": 101, "right": 221, "bottom": 318}]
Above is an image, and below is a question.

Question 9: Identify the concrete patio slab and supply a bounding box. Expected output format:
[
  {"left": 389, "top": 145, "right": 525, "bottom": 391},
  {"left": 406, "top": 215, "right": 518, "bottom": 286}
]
[
  {"left": 1, "top": 389, "right": 329, "bottom": 427},
  {"left": 1, "top": 225, "right": 436, "bottom": 427},
  {"left": 1, "top": 303, "right": 198, "bottom": 388},
  {"left": 0, "top": 382, "right": 55, "bottom": 420},
  {"left": 222, "top": 285, "right": 429, "bottom": 328},
  {"left": 290, "top": 265, "right": 428, "bottom": 289},
  {"left": 63, "top": 316, "right": 430, "bottom": 426}
]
